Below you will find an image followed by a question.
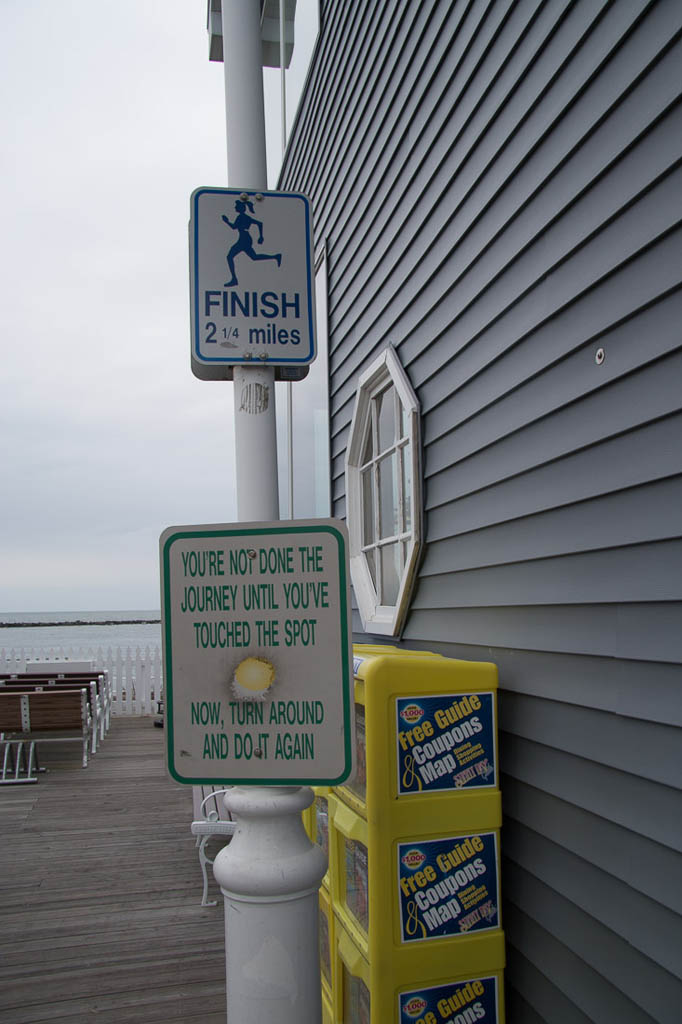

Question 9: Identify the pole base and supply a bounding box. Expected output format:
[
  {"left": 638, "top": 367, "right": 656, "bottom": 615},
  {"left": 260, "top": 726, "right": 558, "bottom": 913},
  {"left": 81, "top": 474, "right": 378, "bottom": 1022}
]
[{"left": 213, "top": 786, "right": 327, "bottom": 1024}]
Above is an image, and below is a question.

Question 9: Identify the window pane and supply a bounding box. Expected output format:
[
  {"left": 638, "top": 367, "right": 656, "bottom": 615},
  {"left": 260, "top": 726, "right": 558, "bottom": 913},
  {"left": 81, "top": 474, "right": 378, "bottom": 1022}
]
[
  {"left": 344, "top": 838, "right": 369, "bottom": 932},
  {"left": 365, "top": 547, "right": 376, "bottom": 588},
  {"left": 378, "top": 453, "right": 399, "bottom": 539},
  {"left": 361, "top": 420, "right": 373, "bottom": 465},
  {"left": 361, "top": 468, "right": 375, "bottom": 545},
  {"left": 376, "top": 386, "right": 395, "bottom": 453},
  {"left": 401, "top": 446, "right": 412, "bottom": 532},
  {"left": 343, "top": 964, "right": 371, "bottom": 1024},
  {"left": 380, "top": 543, "right": 400, "bottom": 605},
  {"left": 400, "top": 403, "right": 409, "bottom": 441}
]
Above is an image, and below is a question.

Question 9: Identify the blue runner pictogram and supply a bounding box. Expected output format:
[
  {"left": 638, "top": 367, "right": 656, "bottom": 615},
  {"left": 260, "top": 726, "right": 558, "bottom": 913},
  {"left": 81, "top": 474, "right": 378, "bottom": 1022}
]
[{"left": 221, "top": 198, "right": 282, "bottom": 286}]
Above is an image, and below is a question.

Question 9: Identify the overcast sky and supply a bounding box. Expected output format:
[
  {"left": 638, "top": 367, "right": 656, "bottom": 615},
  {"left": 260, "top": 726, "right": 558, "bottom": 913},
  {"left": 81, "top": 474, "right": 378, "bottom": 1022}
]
[{"left": 0, "top": 1, "right": 290, "bottom": 613}]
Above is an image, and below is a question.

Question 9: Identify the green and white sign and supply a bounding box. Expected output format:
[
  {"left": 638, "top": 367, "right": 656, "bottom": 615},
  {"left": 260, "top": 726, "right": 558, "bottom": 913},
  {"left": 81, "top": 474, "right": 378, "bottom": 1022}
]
[{"left": 159, "top": 520, "right": 353, "bottom": 786}]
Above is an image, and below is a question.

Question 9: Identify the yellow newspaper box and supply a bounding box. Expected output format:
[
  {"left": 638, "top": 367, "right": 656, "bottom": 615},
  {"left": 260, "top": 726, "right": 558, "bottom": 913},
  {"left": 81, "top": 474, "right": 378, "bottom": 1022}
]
[
  {"left": 328, "top": 649, "right": 505, "bottom": 1021},
  {"left": 329, "top": 792, "right": 505, "bottom": 979},
  {"left": 340, "top": 650, "right": 501, "bottom": 832},
  {"left": 335, "top": 912, "right": 505, "bottom": 1023}
]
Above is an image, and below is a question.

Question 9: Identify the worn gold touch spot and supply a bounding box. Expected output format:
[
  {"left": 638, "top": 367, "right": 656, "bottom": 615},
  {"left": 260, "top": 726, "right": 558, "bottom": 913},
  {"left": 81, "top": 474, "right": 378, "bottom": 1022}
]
[{"left": 232, "top": 656, "right": 275, "bottom": 700}]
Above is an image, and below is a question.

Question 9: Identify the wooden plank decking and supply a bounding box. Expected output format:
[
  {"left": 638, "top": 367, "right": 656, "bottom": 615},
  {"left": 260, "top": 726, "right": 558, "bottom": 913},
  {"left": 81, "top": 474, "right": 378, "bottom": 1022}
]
[{"left": 0, "top": 718, "right": 228, "bottom": 1023}]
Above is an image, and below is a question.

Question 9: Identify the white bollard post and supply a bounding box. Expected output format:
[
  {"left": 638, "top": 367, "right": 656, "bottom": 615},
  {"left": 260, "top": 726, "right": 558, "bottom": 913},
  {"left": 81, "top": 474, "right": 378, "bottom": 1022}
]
[
  {"left": 213, "top": 786, "right": 327, "bottom": 1022},
  {"left": 212, "top": 3, "right": 326, "bottom": 1022}
]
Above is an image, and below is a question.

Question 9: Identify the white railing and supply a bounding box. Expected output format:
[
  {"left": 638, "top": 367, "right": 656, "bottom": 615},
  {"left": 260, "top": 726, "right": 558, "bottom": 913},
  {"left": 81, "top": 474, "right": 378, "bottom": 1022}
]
[{"left": 0, "top": 644, "right": 163, "bottom": 716}]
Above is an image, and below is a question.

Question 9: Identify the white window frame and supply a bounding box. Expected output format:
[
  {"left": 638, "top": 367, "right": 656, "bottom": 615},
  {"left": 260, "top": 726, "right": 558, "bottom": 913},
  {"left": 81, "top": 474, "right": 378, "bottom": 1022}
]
[{"left": 345, "top": 346, "right": 422, "bottom": 636}]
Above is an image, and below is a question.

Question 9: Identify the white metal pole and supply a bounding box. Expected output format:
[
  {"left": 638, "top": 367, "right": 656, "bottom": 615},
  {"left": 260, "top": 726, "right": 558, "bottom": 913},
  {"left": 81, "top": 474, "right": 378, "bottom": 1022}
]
[
  {"left": 233, "top": 360, "right": 279, "bottom": 521},
  {"left": 279, "top": 0, "right": 295, "bottom": 519},
  {"left": 222, "top": 0, "right": 278, "bottom": 521},
  {"left": 213, "top": 3, "right": 325, "bottom": 1022}
]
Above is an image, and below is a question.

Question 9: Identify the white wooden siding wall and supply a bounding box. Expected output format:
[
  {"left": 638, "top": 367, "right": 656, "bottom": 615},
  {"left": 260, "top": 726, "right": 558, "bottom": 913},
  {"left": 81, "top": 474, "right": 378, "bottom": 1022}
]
[
  {"left": 0, "top": 645, "right": 163, "bottom": 716},
  {"left": 280, "top": 1, "right": 682, "bottom": 1020}
]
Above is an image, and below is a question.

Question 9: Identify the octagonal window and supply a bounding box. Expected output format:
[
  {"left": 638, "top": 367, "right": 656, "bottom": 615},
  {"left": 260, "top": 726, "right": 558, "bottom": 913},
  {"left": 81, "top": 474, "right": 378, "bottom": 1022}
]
[{"left": 345, "top": 346, "right": 422, "bottom": 635}]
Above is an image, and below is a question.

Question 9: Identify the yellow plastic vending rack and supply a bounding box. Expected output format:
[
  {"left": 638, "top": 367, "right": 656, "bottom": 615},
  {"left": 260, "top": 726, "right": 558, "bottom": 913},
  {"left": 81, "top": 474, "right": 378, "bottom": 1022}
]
[
  {"left": 319, "top": 883, "right": 335, "bottom": 1022},
  {"left": 329, "top": 792, "right": 505, "bottom": 985},
  {"left": 327, "top": 650, "right": 505, "bottom": 1015},
  {"left": 335, "top": 911, "right": 505, "bottom": 1023},
  {"left": 339, "top": 651, "right": 501, "bottom": 834}
]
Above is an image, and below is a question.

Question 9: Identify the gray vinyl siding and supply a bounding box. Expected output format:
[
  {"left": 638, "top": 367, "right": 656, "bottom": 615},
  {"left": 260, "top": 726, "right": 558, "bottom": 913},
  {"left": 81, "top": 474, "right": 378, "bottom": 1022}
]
[{"left": 280, "top": 1, "right": 682, "bottom": 1021}]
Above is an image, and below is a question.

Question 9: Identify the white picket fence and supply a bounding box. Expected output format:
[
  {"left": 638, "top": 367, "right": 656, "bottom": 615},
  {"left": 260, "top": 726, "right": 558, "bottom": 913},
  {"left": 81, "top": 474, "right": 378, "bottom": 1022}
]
[{"left": 0, "top": 644, "right": 163, "bottom": 716}]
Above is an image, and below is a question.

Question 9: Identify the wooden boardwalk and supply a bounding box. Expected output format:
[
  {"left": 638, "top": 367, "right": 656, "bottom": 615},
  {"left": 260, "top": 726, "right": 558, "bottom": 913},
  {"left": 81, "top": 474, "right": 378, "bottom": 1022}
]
[{"left": 0, "top": 718, "right": 228, "bottom": 1023}]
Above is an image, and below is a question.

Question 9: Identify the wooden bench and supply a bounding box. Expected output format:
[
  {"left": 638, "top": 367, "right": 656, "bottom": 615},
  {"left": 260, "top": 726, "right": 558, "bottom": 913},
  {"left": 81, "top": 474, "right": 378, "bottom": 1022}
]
[
  {"left": 18, "top": 663, "right": 111, "bottom": 731},
  {"left": 0, "top": 672, "right": 111, "bottom": 743},
  {"left": 190, "top": 786, "right": 237, "bottom": 906},
  {"left": 1, "top": 669, "right": 112, "bottom": 729},
  {"left": 0, "top": 689, "right": 91, "bottom": 783},
  {"left": 0, "top": 678, "right": 103, "bottom": 755}
]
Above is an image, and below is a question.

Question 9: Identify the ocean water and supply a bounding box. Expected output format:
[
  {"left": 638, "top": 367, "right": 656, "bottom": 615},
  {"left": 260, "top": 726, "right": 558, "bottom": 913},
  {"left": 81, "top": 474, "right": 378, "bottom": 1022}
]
[{"left": 0, "top": 610, "right": 162, "bottom": 653}]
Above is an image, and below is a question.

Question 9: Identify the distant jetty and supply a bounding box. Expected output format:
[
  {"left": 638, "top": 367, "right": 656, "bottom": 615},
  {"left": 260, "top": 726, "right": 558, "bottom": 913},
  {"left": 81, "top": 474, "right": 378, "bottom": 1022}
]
[{"left": 0, "top": 619, "right": 161, "bottom": 628}]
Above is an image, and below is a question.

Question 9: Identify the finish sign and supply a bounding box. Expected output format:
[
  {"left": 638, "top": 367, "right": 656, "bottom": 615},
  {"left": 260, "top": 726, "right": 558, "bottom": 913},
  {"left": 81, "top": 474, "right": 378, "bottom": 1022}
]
[
  {"left": 160, "top": 520, "right": 353, "bottom": 786},
  {"left": 189, "top": 187, "right": 316, "bottom": 379}
]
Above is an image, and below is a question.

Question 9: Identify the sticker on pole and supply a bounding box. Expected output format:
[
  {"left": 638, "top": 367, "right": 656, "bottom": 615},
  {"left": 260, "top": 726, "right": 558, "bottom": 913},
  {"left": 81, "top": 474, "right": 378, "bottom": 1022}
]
[
  {"left": 189, "top": 187, "right": 316, "bottom": 379},
  {"left": 159, "top": 520, "right": 353, "bottom": 786}
]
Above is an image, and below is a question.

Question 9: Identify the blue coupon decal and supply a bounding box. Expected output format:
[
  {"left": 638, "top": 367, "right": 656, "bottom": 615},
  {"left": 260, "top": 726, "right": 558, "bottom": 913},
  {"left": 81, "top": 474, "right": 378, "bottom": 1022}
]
[
  {"left": 400, "top": 975, "right": 498, "bottom": 1022},
  {"left": 396, "top": 692, "right": 496, "bottom": 794},
  {"left": 398, "top": 832, "right": 499, "bottom": 943}
]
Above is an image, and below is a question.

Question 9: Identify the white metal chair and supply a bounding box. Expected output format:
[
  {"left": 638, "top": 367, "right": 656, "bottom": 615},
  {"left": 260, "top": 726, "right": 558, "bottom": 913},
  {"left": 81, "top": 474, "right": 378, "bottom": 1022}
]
[{"left": 190, "top": 787, "right": 237, "bottom": 906}]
